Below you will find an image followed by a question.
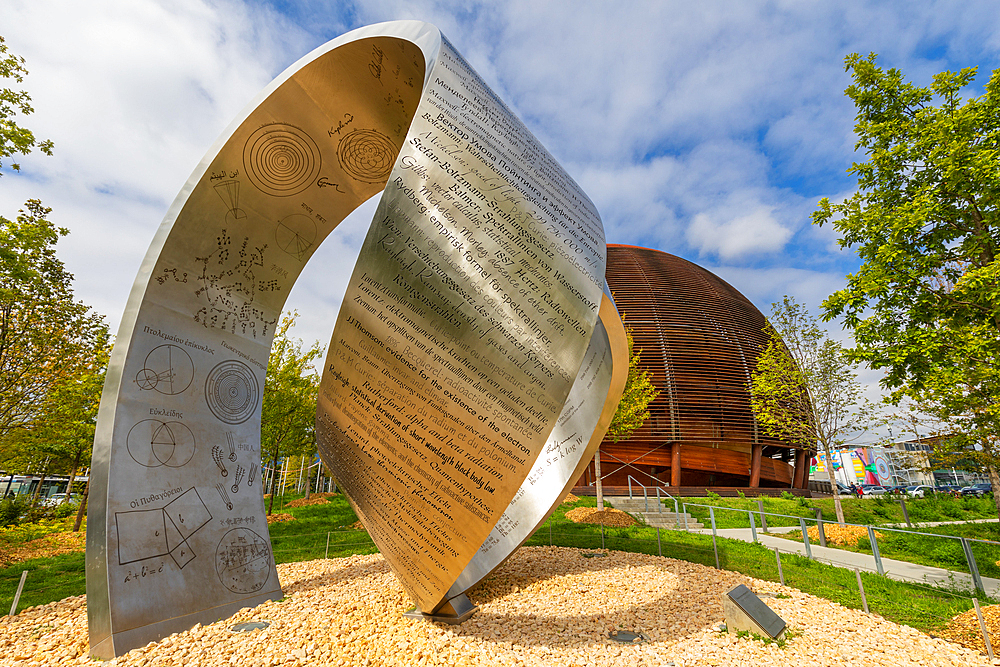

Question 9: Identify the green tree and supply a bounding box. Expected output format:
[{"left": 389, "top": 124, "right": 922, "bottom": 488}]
[
  {"left": 0, "top": 201, "right": 108, "bottom": 447},
  {"left": 594, "top": 322, "right": 658, "bottom": 508},
  {"left": 607, "top": 326, "right": 659, "bottom": 442},
  {"left": 1, "top": 35, "right": 53, "bottom": 176},
  {"left": 750, "top": 297, "right": 878, "bottom": 524},
  {"left": 813, "top": 54, "right": 1000, "bottom": 516},
  {"left": 261, "top": 312, "right": 322, "bottom": 514}
]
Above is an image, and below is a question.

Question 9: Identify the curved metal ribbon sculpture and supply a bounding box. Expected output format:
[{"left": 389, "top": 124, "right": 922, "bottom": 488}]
[{"left": 87, "top": 20, "right": 627, "bottom": 658}]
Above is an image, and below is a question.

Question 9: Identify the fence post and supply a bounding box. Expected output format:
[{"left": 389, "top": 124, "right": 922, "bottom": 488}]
[
  {"left": 325, "top": 532, "right": 330, "bottom": 559},
  {"left": 961, "top": 538, "right": 985, "bottom": 595},
  {"left": 710, "top": 507, "right": 720, "bottom": 569},
  {"left": 8, "top": 570, "right": 27, "bottom": 616},
  {"left": 774, "top": 548, "right": 785, "bottom": 586},
  {"left": 683, "top": 503, "right": 689, "bottom": 531},
  {"left": 855, "top": 569, "right": 869, "bottom": 614},
  {"left": 799, "top": 518, "right": 812, "bottom": 559},
  {"left": 898, "top": 497, "right": 912, "bottom": 528},
  {"left": 757, "top": 499, "right": 768, "bottom": 532},
  {"left": 867, "top": 525, "right": 884, "bottom": 576},
  {"left": 814, "top": 508, "right": 827, "bottom": 548},
  {"left": 749, "top": 511, "right": 758, "bottom": 543},
  {"left": 974, "top": 598, "right": 995, "bottom": 660},
  {"left": 657, "top": 527, "right": 662, "bottom": 557}
]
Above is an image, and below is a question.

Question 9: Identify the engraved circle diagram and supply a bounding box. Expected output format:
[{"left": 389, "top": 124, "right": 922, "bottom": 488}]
[
  {"left": 337, "top": 129, "right": 396, "bottom": 183},
  {"left": 275, "top": 214, "right": 317, "bottom": 260},
  {"left": 134, "top": 344, "right": 194, "bottom": 395},
  {"left": 216, "top": 527, "right": 271, "bottom": 594},
  {"left": 126, "top": 420, "right": 197, "bottom": 468},
  {"left": 243, "top": 124, "right": 321, "bottom": 196},
  {"left": 205, "top": 360, "right": 259, "bottom": 424}
]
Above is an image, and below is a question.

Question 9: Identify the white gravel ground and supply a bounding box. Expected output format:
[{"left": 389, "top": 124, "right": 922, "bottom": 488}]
[{"left": 1, "top": 546, "right": 994, "bottom": 666}]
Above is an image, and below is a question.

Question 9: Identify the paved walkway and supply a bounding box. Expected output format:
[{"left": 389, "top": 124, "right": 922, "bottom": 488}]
[{"left": 687, "top": 525, "right": 1000, "bottom": 597}]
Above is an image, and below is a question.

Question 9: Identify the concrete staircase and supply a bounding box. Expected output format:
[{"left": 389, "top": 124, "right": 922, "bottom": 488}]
[{"left": 604, "top": 496, "right": 704, "bottom": 530}]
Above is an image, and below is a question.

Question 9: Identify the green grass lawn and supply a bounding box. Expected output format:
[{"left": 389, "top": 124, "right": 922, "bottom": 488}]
[{"left": 0, "top": 492, "right": 990, "bottom": 636}]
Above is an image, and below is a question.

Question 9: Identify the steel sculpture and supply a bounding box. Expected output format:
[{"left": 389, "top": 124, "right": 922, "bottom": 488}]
[{"left": 88, "top": 20, "right": 626, "bottom": 658}]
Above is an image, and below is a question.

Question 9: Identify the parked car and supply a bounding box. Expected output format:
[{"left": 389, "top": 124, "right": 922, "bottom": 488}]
[
  {"left": 936, "top": 484, "right": 961, "bottom": 494},
  {"left": 905, "top": 485, "right": 935, "bottom": 498},
  {"left": 835, "top": 482, "right": 854, "bottom": 496},
  {"left": 886, "top": 485, "right": 909, "bottom": 495},
  {"left": 41, "top": 493, "right": 79, "bottom": 507},
  {"left": 960, "top": 483, "right": 993, "bottom": 497},
  {"left": 860, "top": 484, "right": 888, "bottom": 495}
]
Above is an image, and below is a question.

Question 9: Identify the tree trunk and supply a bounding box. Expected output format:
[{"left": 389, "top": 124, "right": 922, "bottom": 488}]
[
  {"left": 823, "top": 443, "right": 846, "bottom": 525},
  {"left": 988, "top": 462, "right": 1000, "bottom": 522},
  {"left": 65, "top": 451, "right": 81, "bottom": 503},
  {"left": 73, "top": 476, "right": 90, "bottom": 532},
  {"left": 594, "top": 451, "right": 604, "bottom": 510},
  {"left": 31, "top": 470, "right": 47, "bottom": 505}
]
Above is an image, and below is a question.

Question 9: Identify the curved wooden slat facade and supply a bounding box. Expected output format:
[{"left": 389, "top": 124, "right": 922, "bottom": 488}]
[{"left": 575, "top": 245, "right": 812, "bottom": 494}]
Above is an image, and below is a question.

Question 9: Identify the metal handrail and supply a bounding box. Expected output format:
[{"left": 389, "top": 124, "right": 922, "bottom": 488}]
[
  {"left": 626, "top": 475, "right": 651, "bottom": 512},
  {"left": 626, "top": 476, "right": 682, "bottom": 527}
]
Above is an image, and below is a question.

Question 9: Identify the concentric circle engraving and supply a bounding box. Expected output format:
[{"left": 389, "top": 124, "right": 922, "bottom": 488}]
[
  {"left": 243, "top": 124, "right": 321, "bottom": 196},
  {"left": 337, "top": 129, "right": 396, "bottom": 183},
  {"left": 205, "top": 360, "right": 259, "bottom": 424}
]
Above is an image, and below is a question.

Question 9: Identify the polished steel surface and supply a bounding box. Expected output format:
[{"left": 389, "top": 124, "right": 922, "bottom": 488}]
[
  {"left": 90, "top": 19, "right": 612, "bottom": 656},
  {"left": 314, "top": 35, "right": 607, "bottom": 614},
  {"left": 449, "top": 290, "right": 628, "bottom": 595},
  {"left": 88, "top": 21, "right": 439, "bottom": 658}
]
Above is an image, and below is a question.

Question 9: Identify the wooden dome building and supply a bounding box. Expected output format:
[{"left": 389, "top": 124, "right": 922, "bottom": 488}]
[{"left": 576, "top": 245, "right": 812, "bottom": 496}]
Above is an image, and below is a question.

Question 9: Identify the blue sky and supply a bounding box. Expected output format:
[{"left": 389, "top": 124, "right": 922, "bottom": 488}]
[{"left": 4, "top": 0, "right": 1000, "bottom": 407}]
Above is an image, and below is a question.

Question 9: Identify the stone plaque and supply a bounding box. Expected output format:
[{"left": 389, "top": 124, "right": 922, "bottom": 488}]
[{"left": 88, "top": 21, "right": 622, "bottom": 658}]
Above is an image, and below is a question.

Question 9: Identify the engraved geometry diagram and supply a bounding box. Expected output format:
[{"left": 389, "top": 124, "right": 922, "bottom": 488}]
[
  {"left": 275, "top": 214, "right": 317, "bottom": 260},
  {"left": 243, "top": 124, "right": 321, "bottom": 197},
  {"left": 127, "top": 420, "right": 196, "bottom": 468},
  {"left": 134, "top": 344, "right": 194, "bottom": 395},
  {"left": 205, "top": 360, "right": 260, "bottom": 425},
  {"left": 115, "top": 487, "right": 212, "bottom": 570},
  {"left": 216, "top": 528, "right": 271, "bottom": 594},
  {"left": 214, "top": 179, "right": 246, "bottom": 223},
  {"left": 337, "top": 128, "right": 396, "bottom": 183}
]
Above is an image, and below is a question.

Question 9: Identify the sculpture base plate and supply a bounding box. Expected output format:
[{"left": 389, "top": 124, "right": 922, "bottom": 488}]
[{"left": 402, "top": 593, "right": 478, "bottom": 624}]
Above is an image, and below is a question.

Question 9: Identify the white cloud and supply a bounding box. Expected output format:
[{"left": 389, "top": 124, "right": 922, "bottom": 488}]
[
  {"left": 687, "top": 206, "right": 792, "bottom": 259},
  {"left": 0, "top": 0, "right": 311, "bottom": 332}
]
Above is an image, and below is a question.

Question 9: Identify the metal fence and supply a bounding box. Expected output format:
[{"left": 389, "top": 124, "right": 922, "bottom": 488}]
[{"left": 680, "top": 500, "right": 1000, "bottom": 596}]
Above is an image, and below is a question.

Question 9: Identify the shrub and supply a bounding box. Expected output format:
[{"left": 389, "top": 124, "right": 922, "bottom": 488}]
[{"left": 0, "top": 496, "right": 27, "bottom": 527}]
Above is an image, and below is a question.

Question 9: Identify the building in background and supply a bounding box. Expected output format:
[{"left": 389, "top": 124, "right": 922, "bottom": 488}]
[
  {"left": 575, "top": 245, "right": 813, "bottom": 495},
  {"left": 808, "top": 438, "right": 987, "bottom": 488}
]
